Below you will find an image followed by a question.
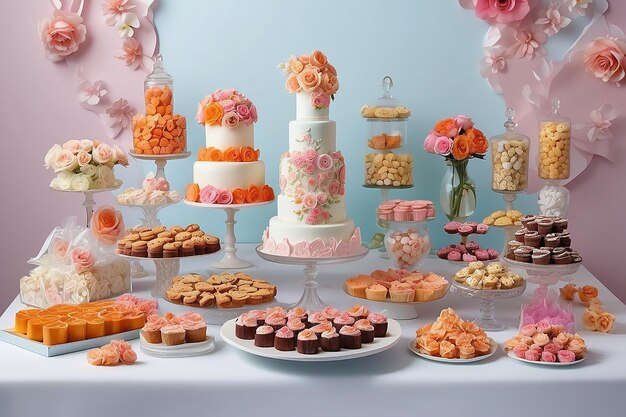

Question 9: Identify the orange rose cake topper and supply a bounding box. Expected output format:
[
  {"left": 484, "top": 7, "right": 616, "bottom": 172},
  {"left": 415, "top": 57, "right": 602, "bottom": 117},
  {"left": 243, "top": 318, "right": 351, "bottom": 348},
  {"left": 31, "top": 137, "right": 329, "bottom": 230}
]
[
  {"left": 196, "top": 89, "right": 258, "bottom": 127},
  {"left": 279, "top": 50, "right": 338, "bottom": 108}
]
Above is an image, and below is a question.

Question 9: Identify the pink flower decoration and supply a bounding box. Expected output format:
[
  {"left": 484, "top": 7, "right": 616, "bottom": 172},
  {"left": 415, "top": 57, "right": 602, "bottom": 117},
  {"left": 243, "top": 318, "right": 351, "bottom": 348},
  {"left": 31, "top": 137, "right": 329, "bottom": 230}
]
[
  {"left": 216, "top": 189, "right": 234, "bottom": 204},
  {"left": 200, "top": 185, "right": 219, "bottom": 204},
  {"left": 524, "top": 349, "right": 541, "bottom": 361},
  {"left": 292, "top": 242, "right": 311, "bottom": 257},
  {"left": 308, "top": 177, "right": 318, "bottom": 187},
  {"left": 423, "top": 132, "right": 438, "bottom": 153},
  {"left": 104, "top": 98, "right": 134, "bottom": 137},
  {"left": 309, "top": 239, "right": 325, "bottom": 254},
  {"left": 511, "top": 27, "right": 547, "bottom": 60},
  {"left": 275, "top": 239, "right": 291, "bottom": 256},
  {"left": 292, "top": 154, "right": 305, "bottom": 168},
  {"left": 556, "top": 349, "right": 576, "bottom": 363},
  {"left": 310, "top": 207, "right": 322, "bottom": 217},
  {"left": 38, "top": 10, "right": 87, "bottom": 62},
  {"left": 71, "top": 248, "right": 95, "bottom": 273},
  {"left": 434, "top": 136, "right": 453, "bottom": 156},
  {"left": 222, "top": 111, "right": 240, "bottom": 128},
  {"left": 535, "top": 8, "right": 571, "bottom": 36},
  {"left": 101, "top": 0, "right": 136, "bottom": 26},
  {"left": 115, "top": 12, "right": 140, "bottom": 38},
  {"left": 475, "top": 0, "right": 530, "bottom": 24},
  {"left": 316, "top": 154, "right": 333, "bottom": 170},
  {"left": 335, "top": 241, "right": 351, "bottom": 256},
  {"left": 338, "top": 165, "right": 346, "bottom": 182},
  {"left": 568, "top": 0, "right": 593, "bottom": 16},
  {"left": 311, "top": 92, "right": 331, "bottom": 109},
  {"left": 114, "top": 38, "right": 145, "bottom": 70},
  {"left": 587, "top": 104, "right": 619, "bottom": 142},
  {"left": 328, "top": 181, "right": 340, "bottom": 196},
  {"left": 541, "top": 351, "right": 556, "bottom": 362},
  {"left": 305, "top": 215, "right": 318, "bottom": 225},
  {"left": 454, "top": 115, "right": 474, "bottom": 131},
  {"left": 77, "top": 80, "right": 107, "bottom": 106},
  {"left": 583, "top": 36, "right": 626, "bottom": 86},
  {"left": 304, "top": 148, "right": 317, "bottom": 161},
  {"left": 279, "top": 175, "right": 287, "bottom": 191},
  {"left": 303, "top": 194, "right": 318, "bottom": 209},
  {"left": 305, "top": 164, "right": 316, "bottom": 175},
  {"left": 317, "top": 193, "right": 328, "bottom": 205}
]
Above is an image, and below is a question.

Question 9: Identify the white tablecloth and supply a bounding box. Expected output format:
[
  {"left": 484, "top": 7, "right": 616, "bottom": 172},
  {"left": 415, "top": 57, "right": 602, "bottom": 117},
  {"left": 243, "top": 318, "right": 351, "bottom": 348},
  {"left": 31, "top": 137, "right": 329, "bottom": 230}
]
[{"left": 1, "top": 244, "right": 625, "bottom": 417}]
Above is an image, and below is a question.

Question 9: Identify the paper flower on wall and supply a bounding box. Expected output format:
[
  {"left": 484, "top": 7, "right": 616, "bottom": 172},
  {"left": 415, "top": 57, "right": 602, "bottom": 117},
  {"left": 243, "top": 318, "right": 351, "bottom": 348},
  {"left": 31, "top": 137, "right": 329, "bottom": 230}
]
[
  {"left": 583, "top": 36, "right": 626, "bottom": 85},
  {"left": 535, "top": 8, "right": 572, "bottom": 36},
  {"left": 574, "top": 103, "right": 619, "bottom": 143},
  {"left": 77, "top": 80, "right": 108, "bottom": 105},
  {"left": 38, "top": 9, "right": 87, "bottom": 62},
  {"left": 113, "top": 37, "right": 149, "bottom": 70},
  {"left": 116, "top": 12, "right": 140, "bottom": 38},
  {"left": 102, "top": 98, "right": 134, "bottom": 138},
  {"left": 475, "top": 0, "right": 530, "bottom": 24},
  {"left": 569, "top": 0, "right": 594, "bottom": 16},
  {"left": 101, "top": 0, "right": 136, "bottom": 26}
]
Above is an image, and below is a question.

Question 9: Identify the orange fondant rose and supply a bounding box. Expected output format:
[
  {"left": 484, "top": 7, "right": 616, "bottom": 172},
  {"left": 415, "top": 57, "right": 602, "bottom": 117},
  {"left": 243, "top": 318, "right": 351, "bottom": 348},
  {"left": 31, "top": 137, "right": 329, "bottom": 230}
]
[
  {"left": 91, "top": 206, "right": 124, "bottom": 245},
  {"left": 310, "top": 50, "right": 328, "bottom": 69},
  {"left": 223, "top": 147, "right": 241, "bottom": 162},
  {"left": 261, "top": 185, "right": 275, "bottom": 202},
  {"left": 451, "top": 134, "right": 470, "bottom": 161},
  {"left": 246, "top": 185, "right": 260, "bottom": 203},
  {"left": 288, "top": 57, "right": 304, "bottom": 74},
  {"left": 286, "top": 74, "right": 301, "bottom": 93},
  {"left": 186, "top": 183, "right": 200, "bottom": 202},
  {"left": 241, "top": 147, "right": 259, "bottom": 162},
  {"left": 596, "top": 312, "right": 615, "bottom": 333},
  {"left": 467, "top": 127, "right": 488, "bottom": 154},
  {"left": 207, "top": 147, "right": 223, "bottom": 162},
  {"left": 578, "top": 285, "right": 598, "bottom": 305},
  {"left": 203, "top": 102, "right": 224, "bottom": 126},
  {"left": 559, "top": 283, "right": 578, "bottom": 301},
  {"left": 232, "top": 188, "right": 247, "bottom": 204},
  {"left": 582, "top": 309, "right": 598, "bottom": 330}
]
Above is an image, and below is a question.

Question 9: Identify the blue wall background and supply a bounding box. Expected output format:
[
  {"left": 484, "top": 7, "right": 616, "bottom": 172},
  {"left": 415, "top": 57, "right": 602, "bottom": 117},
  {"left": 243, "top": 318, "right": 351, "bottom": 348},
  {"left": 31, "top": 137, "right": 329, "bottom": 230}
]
[{"left": 142, "top": 0, "right": 538, "bottom": 253}]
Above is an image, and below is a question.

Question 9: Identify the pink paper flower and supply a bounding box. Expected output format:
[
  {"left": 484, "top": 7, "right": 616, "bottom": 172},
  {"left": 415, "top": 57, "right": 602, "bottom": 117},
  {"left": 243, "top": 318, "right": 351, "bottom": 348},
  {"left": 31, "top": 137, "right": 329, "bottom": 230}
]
[
  {"left": 216, "top": 189, "right": 233, "bottom": 204},
  {"left": 105, "top": 98, "right": 134, "bottom": 136},
  {"left": 114, "top": 37, "right": 145, "bottom": 70},
  {"left": 512, "top": 27, "right": 547, "bottom": 60},
  {"left": 475, "top": 0, "right": 530, "bottom": 24},
  {"left": 101, "top": 0, "right": 136, "bottom": 26},
  {"left": 275, "top": 239, "right": 291, "bottom": 256},
  {"left": 587, "top": 104, "right": 618, "bottom": 142},
  {"left": 583, "top": 36, "right": 626, "bottom": 86},
  {"left": 480, "top": 47, "right": 507, "bottom": 77},
  {"left": 115, "top": 12, "right": 140, "bottom": 38},
  {"left": 535, "top": 8, "right": 571, "bottom": 36},
  {"left": 200, "top": 185, "right": 219, "bottom": 204},
  {"left": 77, "top": 80, "right": 107, "bottom": 106},
  {"left": 316, "top": 154, "right": 333, "bottom": 170},
  {"left": 38, "top": 10, "right": 87, "bottom": 62},
  {"left": 568, "top": 0, "right": 593, "bottom": 16}
]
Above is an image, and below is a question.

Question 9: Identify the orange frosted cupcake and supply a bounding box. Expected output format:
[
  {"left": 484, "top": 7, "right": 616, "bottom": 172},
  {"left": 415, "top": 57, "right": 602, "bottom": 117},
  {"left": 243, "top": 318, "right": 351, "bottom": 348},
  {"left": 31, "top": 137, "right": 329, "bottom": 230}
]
[
  {"left": 141, "top": 315, "right": 168, "bottom": 344},
  {"left": 161, "top": 324, "right": 186, "bottom": 346}
]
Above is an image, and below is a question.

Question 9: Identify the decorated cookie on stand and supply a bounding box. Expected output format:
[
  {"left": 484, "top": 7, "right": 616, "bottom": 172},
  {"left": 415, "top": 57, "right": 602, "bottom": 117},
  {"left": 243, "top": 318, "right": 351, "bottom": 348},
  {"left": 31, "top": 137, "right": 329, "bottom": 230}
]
[
  {"left": 185, "top": 88, "right": 275, "bottom": 269},
  {"left": 436, "top": 221, "right": 499, "bottom": 264},
  {"left": 361, "top": 77, "right": 413, "bottom": 251}
]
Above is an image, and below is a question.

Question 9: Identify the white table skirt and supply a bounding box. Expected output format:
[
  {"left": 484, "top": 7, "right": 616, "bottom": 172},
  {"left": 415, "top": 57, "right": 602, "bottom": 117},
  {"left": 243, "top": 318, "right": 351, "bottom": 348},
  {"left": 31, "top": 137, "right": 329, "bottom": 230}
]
[{"left": 1, "top": 244, "right": 625, "bottom": 417}]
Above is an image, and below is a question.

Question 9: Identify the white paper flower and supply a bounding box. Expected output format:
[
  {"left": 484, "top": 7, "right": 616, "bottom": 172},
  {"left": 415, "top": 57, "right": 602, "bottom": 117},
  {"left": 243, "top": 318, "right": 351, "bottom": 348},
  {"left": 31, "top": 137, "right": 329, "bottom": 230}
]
[
  {"left": 574, "top": 103, "right": 619, "bottom": 143},
  {"left": 77, "top": 80, "right": 108, "bottom": 106},
  {"left": 115, "top": 12, "right": 140, "bottom": 38},
  {"left": 535, "top": 8, "right": 571, "bottom": 36},
  {"left": 568, "top": 0, "right": 593, "bottom": 16}
]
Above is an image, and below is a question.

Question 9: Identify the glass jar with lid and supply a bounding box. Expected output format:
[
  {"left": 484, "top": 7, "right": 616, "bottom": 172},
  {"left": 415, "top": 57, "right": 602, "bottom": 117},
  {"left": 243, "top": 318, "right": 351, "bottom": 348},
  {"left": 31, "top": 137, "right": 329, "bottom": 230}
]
[
  {"left": 362, "top": 76, "right": 413, "bottom": 188},
  {"left": 538, "top": 98, "right": 570, "bottom": 181},
  {"left": 490, "top": 107, "right": 530, "bottom": 193},
  {"left": 144, "top": 53, "right": 174, "bottom": 116}
]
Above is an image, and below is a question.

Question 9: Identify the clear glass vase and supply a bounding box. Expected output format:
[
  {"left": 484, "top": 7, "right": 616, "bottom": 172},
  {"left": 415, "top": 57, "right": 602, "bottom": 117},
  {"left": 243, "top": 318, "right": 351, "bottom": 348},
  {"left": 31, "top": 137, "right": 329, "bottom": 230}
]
[{"left": 440, "top": 160, "right": 476, "bottom": 221}]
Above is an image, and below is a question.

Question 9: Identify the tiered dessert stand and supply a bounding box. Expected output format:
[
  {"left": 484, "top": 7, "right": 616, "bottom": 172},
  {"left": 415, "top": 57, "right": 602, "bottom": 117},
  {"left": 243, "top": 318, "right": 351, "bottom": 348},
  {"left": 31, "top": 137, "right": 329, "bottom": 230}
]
[
  {"left": 256, "top": 244, "right": 369, "bottom": 312},
  {"left": 53, "top": 181, "right": 123, "bottom": 228},
  {"left": 124, "top": 152, "right": 190, "bottom": 278},
  {"left": 186, "top": 200, "right": 274, "bottom": 269}
]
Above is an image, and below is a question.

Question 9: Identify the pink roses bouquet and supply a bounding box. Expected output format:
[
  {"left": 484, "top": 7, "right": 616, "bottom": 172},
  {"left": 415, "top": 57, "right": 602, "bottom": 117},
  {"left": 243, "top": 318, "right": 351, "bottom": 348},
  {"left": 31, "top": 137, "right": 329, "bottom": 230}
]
[
  {"left": 279, "top": 50, "right": 339, "bottom": 109},
  {"left": 45, "top": 139, "right": 128, "bottom": 191},
  {"left": 196, "top": 89, "right": 258, "bottom": 127}
]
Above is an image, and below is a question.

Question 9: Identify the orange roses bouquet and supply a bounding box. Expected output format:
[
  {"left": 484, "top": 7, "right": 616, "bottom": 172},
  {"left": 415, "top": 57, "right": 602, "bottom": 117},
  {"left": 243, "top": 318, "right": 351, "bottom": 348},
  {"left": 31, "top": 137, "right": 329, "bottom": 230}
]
[{"left": 424, "top": 115, "right": 487, "bottom": 220}]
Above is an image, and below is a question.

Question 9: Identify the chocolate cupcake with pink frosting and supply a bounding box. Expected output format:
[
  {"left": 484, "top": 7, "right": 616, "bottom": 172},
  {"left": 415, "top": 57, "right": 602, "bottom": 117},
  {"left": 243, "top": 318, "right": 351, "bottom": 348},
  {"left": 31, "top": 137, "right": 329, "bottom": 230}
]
[
  {"left": 307, "top": 311, "right": 328, "bottom": 329},
  {"left": 367, "top": 312, "right": 388, "bottom": 337},
  {"left": 321, "top": 306, "right": 342, "bottom": 322},
  {"left": 274, "top": 326, "right": 295, "bottom": 351},
  {"left": 248, "top": 309, "right": 267, "bottom": 326},
  {"left": 235, "top": 313, "right": 258, "bottom": 340},
  {"left": 264, "top": 312, "right": 286, "bottom": 331},
  {"left": 286, "top": 307, "right": 307, "bottom": 324},
  {"left": 339, "top": 325, "right": 362, "bottom": 349},
  {"left": 320, "top": 327, "right": 341, "bottom": 352},
  {"left": 297, "top": 329, "right": 319, "bottom": 354},
  {"left": 355, "top": 319, "right": 375, "bottom": 343},
  {"left": 287, "top": 317, "right": 306, "bottom": 340},
  {"left": 332, "top": 312, "right": 355, "bottom": 332},
  {"left": 310, "top": 321, "right": 333, "bottom": 340},
  {"left": 254, "top": 325, "right": 275, "bottom": 348},
  {"left": 346, "top": 304, "right": 369, "bottom": 320}
]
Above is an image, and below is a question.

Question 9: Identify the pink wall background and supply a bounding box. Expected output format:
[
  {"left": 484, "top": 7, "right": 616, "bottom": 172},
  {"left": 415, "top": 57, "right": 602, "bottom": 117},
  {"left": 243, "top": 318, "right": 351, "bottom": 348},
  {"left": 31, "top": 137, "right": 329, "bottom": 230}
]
[{"left": 1, "top": 1, "right": 625, "bottom": 312}]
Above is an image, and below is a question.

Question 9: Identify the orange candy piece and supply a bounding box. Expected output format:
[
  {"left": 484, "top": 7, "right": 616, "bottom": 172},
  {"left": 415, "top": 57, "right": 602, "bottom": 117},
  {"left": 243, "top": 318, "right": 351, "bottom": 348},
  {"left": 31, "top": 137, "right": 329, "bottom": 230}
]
[
  {"left": 43, "top": 321, "right": 69, "bottom": 346},
  {"left": 134, "top": 86, "right": 186, "bottom": 155},
  {"left": 14, "top": 309, "right": 39, "bottom": 334}
]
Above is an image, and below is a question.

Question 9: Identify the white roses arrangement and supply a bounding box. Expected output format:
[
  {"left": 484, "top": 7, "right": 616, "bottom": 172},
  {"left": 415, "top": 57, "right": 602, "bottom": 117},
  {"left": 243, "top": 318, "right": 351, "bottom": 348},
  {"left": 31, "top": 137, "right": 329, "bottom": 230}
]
[{"left": 45, "top": 139, "right": 128, "bottom": 191}]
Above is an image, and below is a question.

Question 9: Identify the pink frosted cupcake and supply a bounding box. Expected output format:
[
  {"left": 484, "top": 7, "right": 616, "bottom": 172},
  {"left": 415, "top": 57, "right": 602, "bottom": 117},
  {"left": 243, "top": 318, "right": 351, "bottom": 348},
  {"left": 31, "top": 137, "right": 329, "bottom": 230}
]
[
  {"left": 161, "top": 324, "right": 186, "bottom": 346},
  {"left": 235, "top": 313, "right": 258, "bottom": 340},
  {"left": 141, "top": 314, "right": 168, "bottom": 344},
  {"left": 310, "top": 321, "right": 333, "bottom": 340},
  {"left": 332, "top": 313, "right": 355, "bottom": 332},
  {"left": 355, "top": 319, "right": 375, "bottom": 343},
  {"left": 339, "top": 325, "right": 362, "bottom": 349},
  {"left": 320, "top": 327, "right": 341, "bottom": 352},
  {"left": 367, "top": 313, "right": 388, "bottom": 337},
  {"left": 274, "top": 326, "right": 295, "bottom": 351},
  {"left": 297, "top": 329, "right": 319, "bottom": 354},
  {"left": 286, "top": 307, "right": 307, "bottom": 324},
  {"left": 307, "top": 311, "right": 328, "bottom": 328},
  {"left": 254, "top": 325, "right": 275, "bottom": 348},
  {"left": 347, "top": 304, "right": 369, "bottom": 320},
  {"left": 287, "top": 317, "right": 306, "bottom": 339},
  {"left": 248, "top": 309, "right": 268, "bottom": 326},
  {"left": 264, "top": 312, "right": 286, "bottom": 331},
  {"left": 321, "top": 306, "right": 341, "bottom": 322}
]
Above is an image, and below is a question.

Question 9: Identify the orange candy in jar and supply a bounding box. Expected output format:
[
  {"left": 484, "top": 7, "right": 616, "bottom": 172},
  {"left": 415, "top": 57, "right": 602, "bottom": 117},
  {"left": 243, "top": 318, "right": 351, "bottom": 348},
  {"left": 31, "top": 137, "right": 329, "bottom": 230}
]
[{"left": 132, "top": 54, "right": 187, "bottom": 155}]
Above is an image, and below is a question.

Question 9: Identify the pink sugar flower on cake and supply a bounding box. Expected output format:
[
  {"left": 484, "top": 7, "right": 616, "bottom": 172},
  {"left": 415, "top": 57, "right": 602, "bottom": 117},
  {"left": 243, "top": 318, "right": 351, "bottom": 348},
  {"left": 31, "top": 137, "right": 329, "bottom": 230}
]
[
  {"left": 216, "top": 189, "right": 233, "bottom": 205},
  {"left": 200, "top": 185, "right": 219, "bottom": 204},
  {"left": 292, "top": 242, "right": 311, "bottom": 257}
]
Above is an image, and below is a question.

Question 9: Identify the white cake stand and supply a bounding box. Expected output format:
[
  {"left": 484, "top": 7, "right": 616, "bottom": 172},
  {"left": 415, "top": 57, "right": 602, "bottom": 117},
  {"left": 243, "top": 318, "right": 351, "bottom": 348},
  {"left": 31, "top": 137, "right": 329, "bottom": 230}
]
[
  {"left": 52, "top": 181, "right": 122, "bottom": 227},
  {"left": 128, "top": 152, "right": 191, "bottom": 182},
  {"left": 185, "top": 200, "right": 274, "bottom": 269},
  {"left": 117, "top": 198, "right": 182, "bottom": 228},
  {"left": 256, "top": 244, "right": 369, "bottom": 312}
]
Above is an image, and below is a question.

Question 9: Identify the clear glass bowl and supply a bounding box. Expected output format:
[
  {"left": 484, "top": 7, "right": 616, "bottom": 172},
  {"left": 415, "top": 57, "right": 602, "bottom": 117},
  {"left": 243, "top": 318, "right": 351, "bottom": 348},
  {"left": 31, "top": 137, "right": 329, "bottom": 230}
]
[{"left": 383, "top": 221, "right": 431, "bottom": 270}]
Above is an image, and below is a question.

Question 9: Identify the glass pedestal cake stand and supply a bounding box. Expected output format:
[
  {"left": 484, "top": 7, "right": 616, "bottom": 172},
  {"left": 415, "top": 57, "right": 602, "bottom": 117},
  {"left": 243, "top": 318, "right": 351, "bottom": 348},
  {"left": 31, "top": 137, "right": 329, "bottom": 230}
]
[
  {"left": 501, "top": 257, "right": 581, "bottom": 288},
  {"left": 52, "top": 182, "right": 123, "bottom": 227},
  {"left": 450, "top": 280, "right": 527, "bottom": 331},
  {"left": 256, "top": 244, "right": 369, "bottom": 312},
  {"left": 128, "top": 151, "right": 191, "bottom": 182},
  {"left": 362, "top": 185, "right": 414, "bottom": 257},
  {"left": 185, "top": 200, "right": 274, "bottom": 269}
]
